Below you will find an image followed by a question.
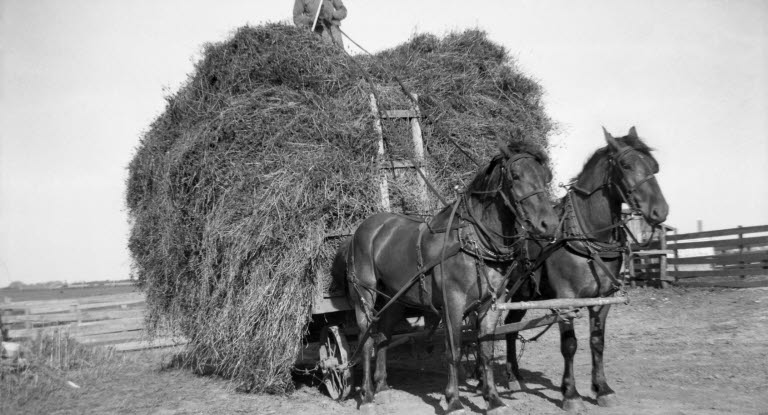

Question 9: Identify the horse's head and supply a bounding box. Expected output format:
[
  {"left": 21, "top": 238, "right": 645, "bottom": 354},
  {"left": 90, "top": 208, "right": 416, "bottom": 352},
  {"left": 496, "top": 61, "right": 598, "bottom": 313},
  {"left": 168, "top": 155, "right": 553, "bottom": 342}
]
[
  {"left": 496, "top": 143, "right": 559, "bottom": 237},
  {"left": 603, "top": 127, "right": 669, "bottom": 225}
]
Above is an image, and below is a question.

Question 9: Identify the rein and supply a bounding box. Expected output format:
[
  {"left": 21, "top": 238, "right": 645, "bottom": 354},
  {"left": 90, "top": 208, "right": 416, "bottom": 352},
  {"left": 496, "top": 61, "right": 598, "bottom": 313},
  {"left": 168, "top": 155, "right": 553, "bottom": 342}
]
[
  {"left": 345, "top": 152, "right": 549, "bottom": 367},
  {"left": 529, "top": 146, "right": 659, "bottom": 297}
]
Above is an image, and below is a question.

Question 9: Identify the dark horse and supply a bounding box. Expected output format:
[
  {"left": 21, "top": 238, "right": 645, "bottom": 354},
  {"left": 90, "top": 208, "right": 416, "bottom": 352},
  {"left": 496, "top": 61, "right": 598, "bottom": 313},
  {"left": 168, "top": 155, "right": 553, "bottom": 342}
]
[
  {"left": 332, "top": 141, "right": 559, "bottom": 415},
  {"left": 503, "top": 127, "right": 669, "bottom": 413}
]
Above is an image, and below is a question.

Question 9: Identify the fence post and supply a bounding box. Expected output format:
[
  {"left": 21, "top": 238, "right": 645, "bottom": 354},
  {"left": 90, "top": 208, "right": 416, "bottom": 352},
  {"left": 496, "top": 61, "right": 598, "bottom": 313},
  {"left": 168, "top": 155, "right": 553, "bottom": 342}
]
[
  {"left": 672, "top": 229, "right": 679, "bottom": 278},
  {"left": 71, "top": 304, "right": 81, "bottom": 325},
  {"left": 24, "top": 307, "right": 31, "bottom": 329},
  {"left": 738, "top": 225, "right": 745, "bottom": 279},
  {"left": 628, "top": 254, "right": 636, "bottom": 288},
  {"left": 659, "top": 226, "right": 668, "bottom": 289}
]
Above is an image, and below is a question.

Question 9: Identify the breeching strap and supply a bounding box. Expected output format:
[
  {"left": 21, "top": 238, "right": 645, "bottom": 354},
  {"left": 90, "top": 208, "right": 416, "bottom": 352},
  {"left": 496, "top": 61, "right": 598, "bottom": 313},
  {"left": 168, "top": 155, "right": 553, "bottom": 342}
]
[
  {"left": 346, "top": 237, "right": 462, "bottom": 365},
  {"left": 439, "top": 198, "right": 462, "bottom": 365}
]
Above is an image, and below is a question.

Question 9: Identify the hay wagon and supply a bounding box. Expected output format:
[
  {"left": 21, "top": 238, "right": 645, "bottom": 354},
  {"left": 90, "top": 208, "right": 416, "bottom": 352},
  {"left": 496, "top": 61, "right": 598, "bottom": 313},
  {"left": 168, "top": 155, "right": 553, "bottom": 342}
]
[
  {"left": 295, "top": 90, "right": 628, "bottom": 400},
  {"left": 127, "top": 26, "right": 628, "bottom": 396}
]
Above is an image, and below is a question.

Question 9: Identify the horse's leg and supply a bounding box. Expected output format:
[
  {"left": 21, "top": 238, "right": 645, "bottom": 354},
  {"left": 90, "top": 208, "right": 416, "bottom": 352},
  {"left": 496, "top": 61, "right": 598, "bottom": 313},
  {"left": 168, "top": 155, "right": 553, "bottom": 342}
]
[
  {"left": 503, "top": 309, "right": 527, "bottom": 392},
  {"left": 589, "top": 305, "right": 618, "bottom": 407},
  {"left": 477, "top": 309, "right": 509, "bottom": 415},
  {"left": 373, "top": 303, "right": 405, "bottom": 402},
  {"left": 443, "top": 296, "right": 467, "bottom": 414},
  {"left": 423, "top": 312, "right": 441, "bottom": 354},
  {"left": 559, "top": 317, "right": 586, "bottom": 413},
  {"left": 351, "top": 304, "right": 377, "bottom": 413}
]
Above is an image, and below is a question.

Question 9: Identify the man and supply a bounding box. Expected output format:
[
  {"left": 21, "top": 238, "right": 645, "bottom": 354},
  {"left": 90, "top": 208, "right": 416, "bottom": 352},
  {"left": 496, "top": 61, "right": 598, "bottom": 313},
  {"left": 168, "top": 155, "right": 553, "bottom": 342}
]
[{"left": 293, "top": 0, "right": 347, "bottom": 47}]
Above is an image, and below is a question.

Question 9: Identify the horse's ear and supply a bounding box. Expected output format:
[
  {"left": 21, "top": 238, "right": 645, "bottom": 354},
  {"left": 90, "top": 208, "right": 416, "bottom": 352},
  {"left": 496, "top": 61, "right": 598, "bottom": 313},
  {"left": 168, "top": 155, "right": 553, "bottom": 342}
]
[
  {"left": 603, "top": 126, "right": 622, "bottom": 151},
  {"left": 628, "top": 126, "right": 638, "bottom": 138}
]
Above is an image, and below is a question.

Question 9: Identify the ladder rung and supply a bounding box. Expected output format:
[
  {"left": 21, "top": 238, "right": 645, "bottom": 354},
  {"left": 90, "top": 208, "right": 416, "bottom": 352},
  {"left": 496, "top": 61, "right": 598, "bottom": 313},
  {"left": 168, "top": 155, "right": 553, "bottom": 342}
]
[
  {"left": 380, "top": 159, "right": 422, "bottom": 169},
  {"left": 631, "top": 250, "right": 673, "bottom": 256},
  {"left": 381, "top": 109, "right": 419, "bottom": 119}
]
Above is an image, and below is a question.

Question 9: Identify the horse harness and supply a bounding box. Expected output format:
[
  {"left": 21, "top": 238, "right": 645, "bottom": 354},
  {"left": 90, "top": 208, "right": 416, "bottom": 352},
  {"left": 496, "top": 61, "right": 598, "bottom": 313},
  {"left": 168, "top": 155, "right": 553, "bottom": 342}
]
[
  {"left": 550, "top": 145, "right": 660, "bottom": 296},
  {"left": 344, "top": 152, "right": 548, "bottom": 362}
]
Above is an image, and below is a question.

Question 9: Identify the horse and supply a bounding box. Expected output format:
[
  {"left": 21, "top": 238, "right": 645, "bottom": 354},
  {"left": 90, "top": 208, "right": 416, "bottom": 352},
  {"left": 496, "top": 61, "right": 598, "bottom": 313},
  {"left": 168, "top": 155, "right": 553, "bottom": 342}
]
[
  {"left": 332, "top": 141, "right": 560, "bottom": 415},
  {"left": 502, "top": 127, "right": 669, "bottom": 413}
]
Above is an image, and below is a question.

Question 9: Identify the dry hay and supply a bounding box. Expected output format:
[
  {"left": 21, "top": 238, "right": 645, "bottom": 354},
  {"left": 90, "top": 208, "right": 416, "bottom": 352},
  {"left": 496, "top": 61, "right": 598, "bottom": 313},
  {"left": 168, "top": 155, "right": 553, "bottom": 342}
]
[{"left": 126, "top": 23, "right": 554, "bottom": 393}]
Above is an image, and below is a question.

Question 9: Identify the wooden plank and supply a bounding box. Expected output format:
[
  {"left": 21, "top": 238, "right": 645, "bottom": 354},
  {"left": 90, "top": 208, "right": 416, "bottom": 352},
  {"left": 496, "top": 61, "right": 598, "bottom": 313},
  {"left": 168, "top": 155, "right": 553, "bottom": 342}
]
[
  {"left": 667, "top": 235, "right": 768, "bottom": 251},
  {"left": 631, "top": 250, "right": 673, "bottom": 256},
  {"left": 76, "top": 330, "right": 143, "bottom": 345},
  {"left": 632, "top": 262, "right": 661, "bottom": 270},
  {"left": 717, "top": 263, "right": 768, "bottom": 270},
  {"left": 666, "top": 225, "right": 768, "bottom": 241},
  {"left": 4, "top": 308, "right": 144, "bottom": 325},
  {"left": 113, "top": 337, "right": 188, "bottom": 352},
  {"left": 381, "top": 109, "right": 419, "bottom": 119},
  {"left": 23, "top": 298, "right": 145, "bottom": 314},
  {"left": 312, "top": 295, "right": 352, "bottom": 314},
  {"left": 2, "top": 293, "right": 143, "bottom": 309},
  {"left": 631, "top": 272, "right": 675, "bottom": 282},
  {"left": 369, "top": 93, "right": 390, "bottom": 211},
  {"left": 676, "top": 279, "right": 768, "bottom": 289},
  {"left": 668, "top": 251, "right": 768, "bottom": 265},
  {"left": 1, "top": 293, "right": 144, "bottom": 312},
  {"left": 670, "top": 268, "right": 768, "bottom": 279},
  {"left": 379, "top": 159, "right": 421, "bottom": 169},
  {"left": 70, "top": 318, "right": 145, "bottom": 336},
  {"left": 7, "top": 317, "right": 145, "bottom": 339},
  {"left": 496, "top": 296, "right": 628, "bottom": 310}
]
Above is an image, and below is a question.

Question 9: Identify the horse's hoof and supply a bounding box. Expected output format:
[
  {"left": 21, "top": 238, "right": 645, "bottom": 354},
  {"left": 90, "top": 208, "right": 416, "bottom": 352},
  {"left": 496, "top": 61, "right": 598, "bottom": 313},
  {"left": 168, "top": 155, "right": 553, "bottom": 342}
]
[
  {"left": 359, "top": 402, "right": 376, "bottom": 415},
  {"left": 376, "top": 389, "right": 395, "bottom": 404},
  {"left": 597, "top": 393, "right": 620, "bottom": 408},
  {"left": 507, "top": 379, "right": 523, "bottom": 392},
  {"left": 486, "top": 404, "right": 511, "bottom": 415},
  {"left": 562, "top": 398, "right": 587, "bottom": 414}
]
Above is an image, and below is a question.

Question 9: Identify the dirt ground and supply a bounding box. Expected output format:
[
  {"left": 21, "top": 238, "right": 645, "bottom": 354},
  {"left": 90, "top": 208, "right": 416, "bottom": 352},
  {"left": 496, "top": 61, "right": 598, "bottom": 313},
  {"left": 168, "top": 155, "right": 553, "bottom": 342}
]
[{"left": 14, "top": 286, "right": 768, "bottom": 415}]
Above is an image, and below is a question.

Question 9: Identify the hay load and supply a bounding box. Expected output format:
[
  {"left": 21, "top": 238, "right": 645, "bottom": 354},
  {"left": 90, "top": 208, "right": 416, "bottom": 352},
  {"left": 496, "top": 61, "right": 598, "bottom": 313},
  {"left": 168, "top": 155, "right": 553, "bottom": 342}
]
[{"left": 126, "top": 23, "right": 554, "bottom": 393}]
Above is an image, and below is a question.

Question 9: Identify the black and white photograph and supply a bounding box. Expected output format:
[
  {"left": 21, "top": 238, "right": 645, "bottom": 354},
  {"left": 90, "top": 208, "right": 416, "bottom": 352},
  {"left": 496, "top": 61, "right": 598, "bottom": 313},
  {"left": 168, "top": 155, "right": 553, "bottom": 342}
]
[{"left": 1, "top": 1, "right": 766, "bottom": 414}]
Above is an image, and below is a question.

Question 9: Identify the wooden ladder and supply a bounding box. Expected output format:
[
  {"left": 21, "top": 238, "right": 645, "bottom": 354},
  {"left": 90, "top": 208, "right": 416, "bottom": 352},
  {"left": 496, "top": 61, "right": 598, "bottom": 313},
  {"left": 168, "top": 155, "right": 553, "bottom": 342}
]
[{"left": 368, "top": 89, "right": 430, "bottom": 214}]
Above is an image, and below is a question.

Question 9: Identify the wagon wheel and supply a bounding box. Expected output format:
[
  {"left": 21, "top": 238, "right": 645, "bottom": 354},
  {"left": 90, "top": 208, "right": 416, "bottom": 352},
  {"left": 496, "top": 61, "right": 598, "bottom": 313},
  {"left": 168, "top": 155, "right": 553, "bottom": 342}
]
[{"left": 318, "top": 325, "right": 353, "bottom": 400}]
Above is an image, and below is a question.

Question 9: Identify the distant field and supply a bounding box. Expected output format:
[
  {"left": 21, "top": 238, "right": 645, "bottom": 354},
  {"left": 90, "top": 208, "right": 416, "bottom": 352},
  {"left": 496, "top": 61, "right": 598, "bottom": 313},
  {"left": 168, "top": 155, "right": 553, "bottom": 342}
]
[{"left": 0, "top": 285, "right": 138, "bottom": 303}]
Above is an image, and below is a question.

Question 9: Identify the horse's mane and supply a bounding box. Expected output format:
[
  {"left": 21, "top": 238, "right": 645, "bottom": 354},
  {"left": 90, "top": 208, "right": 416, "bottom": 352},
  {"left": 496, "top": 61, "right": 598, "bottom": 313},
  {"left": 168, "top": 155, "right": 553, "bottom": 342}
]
[
  {"left": 466, "top": 140, "right": 550, "bottom": 195},
  {"left": 573, "top": 134, "right": 658, "bottom": 184}
]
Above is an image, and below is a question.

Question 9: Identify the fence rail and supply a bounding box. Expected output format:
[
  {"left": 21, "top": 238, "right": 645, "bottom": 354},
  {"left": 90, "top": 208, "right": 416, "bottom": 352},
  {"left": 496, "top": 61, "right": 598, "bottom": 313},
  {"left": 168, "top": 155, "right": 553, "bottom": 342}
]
[
  {"left": 1, "top": 293, "right": 184, "bottom": 351},
  {"left": 631, "top": 224, "right": 768, "bottom": 288}
]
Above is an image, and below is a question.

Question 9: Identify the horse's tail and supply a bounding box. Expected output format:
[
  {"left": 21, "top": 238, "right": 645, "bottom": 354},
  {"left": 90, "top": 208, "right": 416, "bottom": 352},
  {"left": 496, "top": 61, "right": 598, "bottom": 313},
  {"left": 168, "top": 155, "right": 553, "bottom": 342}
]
[{"left": 330, "top": 236, "right": 353, "bottom": 289}]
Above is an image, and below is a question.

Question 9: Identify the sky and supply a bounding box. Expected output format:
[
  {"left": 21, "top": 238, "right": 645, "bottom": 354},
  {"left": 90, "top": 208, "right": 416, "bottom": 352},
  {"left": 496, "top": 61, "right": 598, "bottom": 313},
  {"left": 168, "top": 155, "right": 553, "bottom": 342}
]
[{"left": 0, "top": 0, "right": 766, "bottom": 286}]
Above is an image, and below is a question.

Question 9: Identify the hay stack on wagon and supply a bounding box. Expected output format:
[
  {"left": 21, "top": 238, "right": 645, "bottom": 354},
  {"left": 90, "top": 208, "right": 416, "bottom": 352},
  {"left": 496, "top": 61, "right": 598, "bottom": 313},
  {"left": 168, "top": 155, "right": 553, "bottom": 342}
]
[{"left": 126, "top": 23, "right": 554, "bottom": 393}]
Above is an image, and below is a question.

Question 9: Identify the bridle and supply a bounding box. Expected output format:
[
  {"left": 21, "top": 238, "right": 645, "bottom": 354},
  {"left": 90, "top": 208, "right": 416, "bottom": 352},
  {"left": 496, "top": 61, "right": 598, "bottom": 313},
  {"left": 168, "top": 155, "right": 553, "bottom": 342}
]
[
  {"left": 458, "top": 152, "right": 551, "bottom": 260},
  {"left": 607, "top": 146, "right": 658, "bottom": 215}
]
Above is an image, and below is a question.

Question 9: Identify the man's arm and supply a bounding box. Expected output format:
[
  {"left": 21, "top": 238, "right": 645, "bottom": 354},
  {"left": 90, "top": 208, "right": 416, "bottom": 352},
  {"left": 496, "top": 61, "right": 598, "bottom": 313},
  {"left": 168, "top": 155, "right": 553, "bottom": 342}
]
[
  {"left": 330, "top": 0, "right": 347, "bottom": 21},
  {"left": 293, "top": 0, "right": 313, "bottom": 27}
]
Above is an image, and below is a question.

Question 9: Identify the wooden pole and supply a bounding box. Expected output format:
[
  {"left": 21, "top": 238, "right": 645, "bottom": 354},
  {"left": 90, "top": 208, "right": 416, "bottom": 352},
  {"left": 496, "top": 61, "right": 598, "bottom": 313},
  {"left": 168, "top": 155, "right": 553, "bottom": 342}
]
[
  {"left": 408, "top": 94, "right": 429, "bottom": 212},
  {"left": 496, "top": 296, "right": 628, "bottom": 311},
  {"left": 24, "top": 307, "right": 31, "bottom": 329},
  {"left": 369, "top": 93, "right": 390, "bottom": 211},
  {"left": 659, "top": 226, "right": 669, "bottom": 289},
  {"left": 738, "top": 225, "right": 745, "bottom": 278},
  {"left": 310, "top": 0, "right": 323, "bottom": 32}
]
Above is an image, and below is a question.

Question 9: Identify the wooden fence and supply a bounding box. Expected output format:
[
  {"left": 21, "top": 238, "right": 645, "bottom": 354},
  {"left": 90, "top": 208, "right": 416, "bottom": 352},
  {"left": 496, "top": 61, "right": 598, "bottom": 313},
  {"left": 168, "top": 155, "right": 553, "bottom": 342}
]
[
  {"left": 631, "top": 224, "right": 768, "bottom": 288},
  {"left": 1, "top": 293, "right": 184, "bottom": 352}
]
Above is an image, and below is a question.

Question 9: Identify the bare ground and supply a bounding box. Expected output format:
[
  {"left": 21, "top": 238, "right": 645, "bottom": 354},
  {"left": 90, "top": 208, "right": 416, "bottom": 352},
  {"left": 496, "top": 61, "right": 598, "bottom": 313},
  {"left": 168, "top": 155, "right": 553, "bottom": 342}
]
[{"left": 9, "top": 286, "right": 768, "bottom": 415}]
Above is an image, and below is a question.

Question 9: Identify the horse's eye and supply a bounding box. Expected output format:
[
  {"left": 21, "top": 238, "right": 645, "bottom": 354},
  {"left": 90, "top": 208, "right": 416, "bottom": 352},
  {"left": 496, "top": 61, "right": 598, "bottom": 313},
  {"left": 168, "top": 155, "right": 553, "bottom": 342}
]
[{"left": 620, "top": 161, "right": 632, "bottom": 170}]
